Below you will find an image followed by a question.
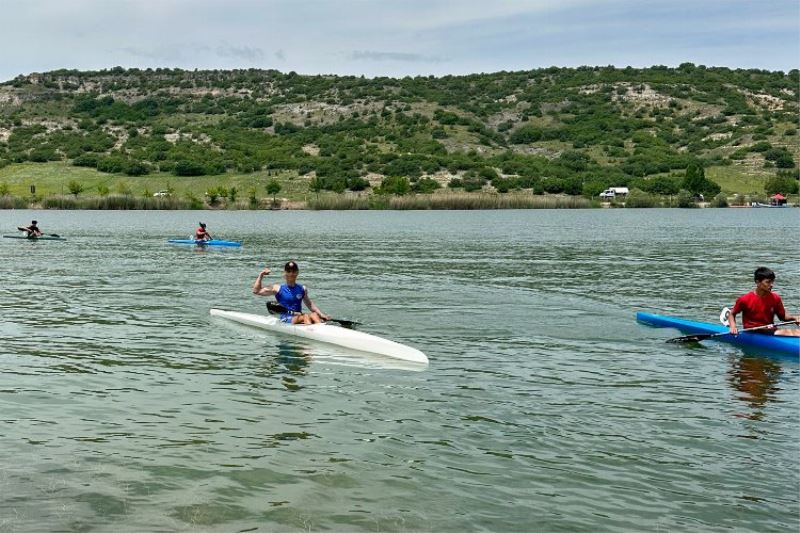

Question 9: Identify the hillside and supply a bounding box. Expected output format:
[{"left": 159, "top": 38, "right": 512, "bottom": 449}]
[{"left": 0, "top": 65, "right": 798, "bottom": 205}]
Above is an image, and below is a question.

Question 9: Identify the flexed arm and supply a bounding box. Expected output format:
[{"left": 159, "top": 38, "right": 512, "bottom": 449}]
[{"left": 252, "top": 268, "right": 279, "bottom": 297}]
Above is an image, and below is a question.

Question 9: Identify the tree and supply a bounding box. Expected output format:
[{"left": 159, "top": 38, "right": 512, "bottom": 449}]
[
  {"left": 682, "top": 163, "right": 721, "bottom": 195},
  {"left": 266, "top": 179, "right": 282, "bottom": 206},
  {"left": 308, "top": 176, "right": 324, "bottom": 194},
  {"left": 248, "top": 187, "right": 259, "bottom": 209},
  {"left": 377, "top": 176, "right": 411, "bottom": 195},
  {"left": 68, "top": 180, "right": 84, "bottom": 198},
  {"left": 765, "top": 175, "right": 799, "bottom": 195}
]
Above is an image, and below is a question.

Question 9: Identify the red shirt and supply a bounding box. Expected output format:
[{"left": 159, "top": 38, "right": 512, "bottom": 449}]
[
  {"left": 731, "top": 291, "right": 787, "bottom": 329},
  {"left": 195, "top": 227, "right": 208, "bottom": 239}
]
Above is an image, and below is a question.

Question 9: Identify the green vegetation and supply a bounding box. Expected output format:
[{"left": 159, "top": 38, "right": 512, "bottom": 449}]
[{"left": 0, "top": 65, "right": 797, "bottom": 209}]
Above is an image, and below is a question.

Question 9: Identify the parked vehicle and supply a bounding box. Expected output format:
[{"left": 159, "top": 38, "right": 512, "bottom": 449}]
[
  {"left": 153, "top": 190, "right": 170, "bottom": 197},
  {"left": 599, "top": 187, "right": 629, "bottom": 199}
]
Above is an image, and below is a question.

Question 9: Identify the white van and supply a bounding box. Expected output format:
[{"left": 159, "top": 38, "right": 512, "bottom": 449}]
[{"left": 599, "top": 187, "right": 629, "bottom": 199}]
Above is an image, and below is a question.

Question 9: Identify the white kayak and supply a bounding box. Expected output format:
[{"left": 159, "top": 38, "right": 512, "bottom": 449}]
[{"left": 210, "top": 309, "right": 428, "bottom": 364}]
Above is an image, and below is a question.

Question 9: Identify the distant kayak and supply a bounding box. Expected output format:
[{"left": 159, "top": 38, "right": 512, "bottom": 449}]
[
  {"left": 637, "top": 311, "right": 799, "bottom": 357},
  {"left": 168, "top": 239, "right": 242, "bottom": 247},
  {"left": 3, "top": 235, "right": 66, "bottom": 241},
  {"left": 210, "top": 308, "right": 428, "bottom": 364}
]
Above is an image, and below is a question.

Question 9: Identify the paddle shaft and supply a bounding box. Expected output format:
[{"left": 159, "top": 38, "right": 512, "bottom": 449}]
[
  {"left": 18, "top": 226, "right": 59, "bottom": 238},
  {"left": 668, "top": 320, "right": 797, "bottom": 343},
  {"left": 266, "top": 301, "right": 361, "bottom": 327}
]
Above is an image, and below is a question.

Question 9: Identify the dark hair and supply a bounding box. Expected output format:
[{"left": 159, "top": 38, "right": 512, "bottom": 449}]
[
  {"left": 754, "top": 267, "right": 775, "bottom": 282},
  {"left": 32, "top": 220, "right": 37, "bottom": 224},
  {"left": 284, "top": 261, "right": 299, "bottom": 272},
  {"left": 199, "top": 222, "right": 206, "bottom": 228}
]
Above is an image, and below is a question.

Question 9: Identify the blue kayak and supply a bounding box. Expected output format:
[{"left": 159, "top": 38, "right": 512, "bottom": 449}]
[
  {"left": 637, "top": 311, "right": 799, "bottom": 357},
  {"left": 168, "top": 239, "right": 242, "bottom": 247}
]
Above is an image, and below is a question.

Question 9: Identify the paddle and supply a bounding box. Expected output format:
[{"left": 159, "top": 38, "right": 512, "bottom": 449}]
[
  {"left": 666, "top": 320, "right": 797, "bottom": 343},
  {"left": 266, "top": 301, "right": 362, "bottom": 328},
  {"left": 17, "top": 226, "right": 59, "bottom": 238}
]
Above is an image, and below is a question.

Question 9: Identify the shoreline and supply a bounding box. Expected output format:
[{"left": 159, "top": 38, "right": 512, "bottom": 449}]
[{"left": 0, "top": 192, "right": 794, "bottom": 211}]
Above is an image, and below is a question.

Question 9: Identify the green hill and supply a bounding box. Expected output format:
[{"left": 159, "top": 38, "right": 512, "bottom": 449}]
[{"left": 0, "top": 65, "right": 797, "bottom": 206}]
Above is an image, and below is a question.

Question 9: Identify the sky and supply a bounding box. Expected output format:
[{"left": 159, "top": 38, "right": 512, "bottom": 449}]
[{"left": 1, "top": 0, "right": 797, "bottom": 81}]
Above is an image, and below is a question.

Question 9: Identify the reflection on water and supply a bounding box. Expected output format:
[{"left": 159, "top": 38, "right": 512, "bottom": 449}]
[
  {"left": 276, "top": 341, "right": 311, "bottom": 391},
  {"left": 728, "top": 355, "right": 783, "bottom": 420}
]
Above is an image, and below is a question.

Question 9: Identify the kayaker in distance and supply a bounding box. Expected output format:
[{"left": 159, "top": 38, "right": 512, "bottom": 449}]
[
  {"left": 252, "top": 261, "right": 330, "bottom": 325},
  {"left": 195, "top": 222, "right": 212, "bottom": 241},
  {"left": 728, "top": 267, "right": 800, "bottom": 337},
  {"left": 20, "top": 220, "right": 43, "bottom": 238}
]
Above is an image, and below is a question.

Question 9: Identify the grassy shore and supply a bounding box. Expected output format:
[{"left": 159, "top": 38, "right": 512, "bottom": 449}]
[
  {"left": 0, "top": 162, "right": 794, "bottom": 210},
  {"left": 0, "top": 162, "right": 312, "bottom": 201}
]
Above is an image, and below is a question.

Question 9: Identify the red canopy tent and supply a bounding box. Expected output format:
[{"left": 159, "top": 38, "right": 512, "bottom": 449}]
[{"left": 770, "top": 193, "right": 787, "bottom": 206}]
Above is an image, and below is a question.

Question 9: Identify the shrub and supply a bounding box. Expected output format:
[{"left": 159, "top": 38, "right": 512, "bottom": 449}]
[
  {"left": 709, "top": 193, "right": 728, "bottom": 208},
  {"left": 623, "top": 188, "right": 658, "bottom": 208},
  {"left": 412, "top": 177, "right": 441, "bottom": 194},
  {"left": 675, "top": 189, "right": 696, "bottom": 208},
  {"left": 67, "top": 180, "right": 84, "bottom": 197},
  {"left": 174, "top": 160, "right": 207, "bottom": 176}
]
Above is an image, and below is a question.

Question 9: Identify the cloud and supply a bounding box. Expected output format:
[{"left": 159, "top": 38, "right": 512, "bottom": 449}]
[
  {"left": 119, "top": 45, "right": 188, "bottom": 62},
  {"left": 349, "top": 50, "right": 445, "bottom": 63},
  {"left": 119, "top": 42, "right": 264, "bottom": 63},
  {"left": 215, "top": 43, "right": 264, "bottom": 61},
  {"left": 274, "top": 49, "right": 286, "bottom": 62}
]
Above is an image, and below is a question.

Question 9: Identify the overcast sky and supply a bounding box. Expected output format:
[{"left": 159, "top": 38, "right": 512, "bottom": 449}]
[{"left": 2, "top": 0, "right": 797, "bottom": 81}]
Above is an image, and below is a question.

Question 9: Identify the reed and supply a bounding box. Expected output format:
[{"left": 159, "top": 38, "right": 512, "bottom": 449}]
[
  {"left": 0, "top": 196, "right": 29, "bottom": 209},
  {"left": 308, "top": 192, "right": 591, "bottom": 210},
  {"left": 40, "top": 194, "right": 193, "bottom": 210}
]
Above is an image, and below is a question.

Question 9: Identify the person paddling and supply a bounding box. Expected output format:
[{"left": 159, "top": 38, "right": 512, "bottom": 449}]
[
  {"left": 728, "top": 267, "right": 800, "bottom": 337},
  {"left": 252, "top": 261, "right": 330, "bottom": 325},
  {"left": 20, "top": 220, "right": 43, "bottom": 238},
  {"left": 195, "top": 222, "right": 212, "bottom": 241}
]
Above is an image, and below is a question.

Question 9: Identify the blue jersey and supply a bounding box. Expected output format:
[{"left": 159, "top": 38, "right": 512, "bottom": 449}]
[{"left": 276, "top": 283, "right": 305, "bottom": 321}]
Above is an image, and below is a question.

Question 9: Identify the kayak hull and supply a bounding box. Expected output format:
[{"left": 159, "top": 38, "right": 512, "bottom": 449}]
[
  {"left": 3, "top": 235, "right": 66, "bottom": 241},
  {"left": 168, "top": 239, "right": 241, "bottom": 247},
  {"left": 210, "top": 308, "right": 428, "bottom": 364},
  {"left": 637, "top": 311, "right": 799, "bottom": 357}
]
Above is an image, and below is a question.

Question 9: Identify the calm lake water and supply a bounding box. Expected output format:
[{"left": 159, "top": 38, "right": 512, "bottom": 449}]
[{"left": 1, "top": 208, "right": 798, "bottom": 532}]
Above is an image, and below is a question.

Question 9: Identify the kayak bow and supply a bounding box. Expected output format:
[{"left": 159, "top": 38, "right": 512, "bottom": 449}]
[
  {"left": 210, "top": 308, "right": 428, "bottom": 364},
  {"left": 637, "top": 311, "right": 799, "bottom": 357},
  {"left": 168, "top": 239, "right": 242, "bottom": 247}
]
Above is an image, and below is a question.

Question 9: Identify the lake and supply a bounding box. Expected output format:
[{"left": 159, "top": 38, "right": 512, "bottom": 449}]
[{"left": 1, "top": 208, "right": 798, "bottom": 531}]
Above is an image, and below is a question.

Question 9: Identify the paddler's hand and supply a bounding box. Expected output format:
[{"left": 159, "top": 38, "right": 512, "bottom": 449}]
[
  {"left": 729, "top": 324, "right": 738, "bottom": 336},
  {"left": 260, "top": 268, "right": 271, "bottom": 277}
]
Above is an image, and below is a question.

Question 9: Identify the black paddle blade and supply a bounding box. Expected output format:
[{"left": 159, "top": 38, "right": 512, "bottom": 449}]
[
  {"left": 266, "top": 301, "right": 287, "bottom": 314},
  {"left": 666, "top": 334, "right": 710, "bottom": 343},
  {"left": 330, "top": 318, "right": 361, "bottom": 329}
]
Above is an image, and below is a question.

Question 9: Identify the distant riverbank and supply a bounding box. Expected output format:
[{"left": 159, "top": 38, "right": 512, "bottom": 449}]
[
  {"left": 3, "top": 192, "right": 795, "bottom": 210},
  {"left": 0, "top": 192, "right": 593, "bottom": 210}
]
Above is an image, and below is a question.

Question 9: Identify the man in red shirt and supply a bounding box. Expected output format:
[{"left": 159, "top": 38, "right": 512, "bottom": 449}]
[
  {"left": 195, "top": 222, "right": 212, "bottom": 241},
  {"left": 729, "top": 267, "right": 800, "bottom": 337}
]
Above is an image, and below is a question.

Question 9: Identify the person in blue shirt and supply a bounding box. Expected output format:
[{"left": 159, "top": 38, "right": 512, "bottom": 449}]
[{"left": 252, "top": 260, "right": 330, "bottom": 324}]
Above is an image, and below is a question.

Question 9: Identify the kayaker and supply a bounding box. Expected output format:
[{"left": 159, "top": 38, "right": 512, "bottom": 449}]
[
  {"left": 195, "top": 222, "right": 212, "bottom": 241},
  {"left": 728, "top": 267, "right": 800, "bottom": 337},
  {"left": 21, "top": 220, "right": 43, "bottom": 238},
  {"left": 252, "top": 261, "right": 330, "bottom": 325}
]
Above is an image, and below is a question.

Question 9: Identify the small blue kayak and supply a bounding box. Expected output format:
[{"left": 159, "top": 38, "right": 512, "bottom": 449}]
[
  {"left": 637, "top": 311, "right": 799, "bottom": 357},
  {"left": 168, "top": 239, "right": 242, "bottom": 247}
]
